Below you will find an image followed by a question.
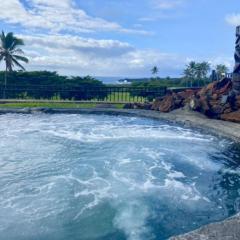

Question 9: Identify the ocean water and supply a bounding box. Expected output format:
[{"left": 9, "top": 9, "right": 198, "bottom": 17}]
[
  {"left": 0, "top": 113, "right": 239, "bottom": 240},
  {"left": 95, "top": 76, "right": 122, "bottom": 84}
]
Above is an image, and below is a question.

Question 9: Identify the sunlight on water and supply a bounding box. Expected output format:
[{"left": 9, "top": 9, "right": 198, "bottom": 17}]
[{"left": 0, "top": 113, "right": 239, "bottom": 240}]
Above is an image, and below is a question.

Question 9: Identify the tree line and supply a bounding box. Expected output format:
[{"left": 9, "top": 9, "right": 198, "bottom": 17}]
[
  {"left": 183, "top": 61, "right": 228, "bottom": 87},
  {"left": 140, "top": 62, "right": 229, "bottom": 89},
  {"left": 0, "top": 71, "right": 108, "bottom": 100}
]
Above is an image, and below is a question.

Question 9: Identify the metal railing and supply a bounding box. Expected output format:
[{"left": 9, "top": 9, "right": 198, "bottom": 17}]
[
  {"left": 226, "top": 73, "right": 233, "bottom": 78},
  {"left": 0, "top": 85, "right": 167, "bottom": 103}
]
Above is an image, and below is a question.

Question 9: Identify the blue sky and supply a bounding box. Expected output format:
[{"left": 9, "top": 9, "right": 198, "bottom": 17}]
[{"left": 0, "top": 0, "right": 239, "bottom": 77}]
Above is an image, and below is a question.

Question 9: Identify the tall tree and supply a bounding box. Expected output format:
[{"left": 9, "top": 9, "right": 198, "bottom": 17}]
[
  {"left": 216, "top": 64, "right": 228, "bottom": 79},
  {"left": 184, "top": 61, "right": 211, "bottom": 87},
  {"left": 0, "top": 31, "right": 29, "bottom": 97},
  {"left": 197, "top": 61, "right": 211, "bottom": 85},
  {"left": 183, "top": 61, "right": 196, "bottom": 87},
  {"left": 194, "top": 62, "right": 211, "bottom": 79},
  {"left": 151, "top": 66, "right": 159, "bottom": 76}
]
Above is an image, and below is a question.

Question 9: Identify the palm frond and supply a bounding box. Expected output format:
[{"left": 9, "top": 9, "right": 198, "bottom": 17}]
[
  {"left": 10, "top": 38, "right": 24, "bottom": 51},
  {"left": 12, "top": 58, "right": 25, "bottom": 71},
  {"left": 0, "top": 31, "right": 5, "bottom": 45},
  {"left": 0, "top": 34, "right": 5, "bottom": 49},
  {"left": 12, "top": 48, "right": 24, "bottom": 55},
  {"left": 13, "top": 54, "right": 29, "bottom": 63},
  {"left": 4, "top": 32, "right": 15, "bottom": 49}
]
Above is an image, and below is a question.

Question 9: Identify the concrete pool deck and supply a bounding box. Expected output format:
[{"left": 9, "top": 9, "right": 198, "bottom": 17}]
[
  {"left": 170, "top": 213, "right": 240, "bottom": 240},
  {"left": 0, "top": 106, "right": 239, "bottom": 239}
]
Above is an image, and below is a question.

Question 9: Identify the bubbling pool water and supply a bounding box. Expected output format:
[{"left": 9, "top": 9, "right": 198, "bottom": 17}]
[{"left": 0, "top": 113, "right": 239, "bottom": 240}]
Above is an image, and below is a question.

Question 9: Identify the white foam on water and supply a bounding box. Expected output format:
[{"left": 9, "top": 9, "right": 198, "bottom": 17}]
[
  {"left": 0, "top": 113, "right": 236, "bottom": 240},
  {"left": 113, "top": 200, "right": 151, "bottom": 240},
  {"left": 220, "top": 168, "right": 240, "bottom": 176},
  {"left": 44, "top": 127, "right": 212, "bottom": 143}
]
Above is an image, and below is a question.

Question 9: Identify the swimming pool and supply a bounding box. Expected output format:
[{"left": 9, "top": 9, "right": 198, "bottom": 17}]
[{"left": 0, "top": 113, "right": 239, "bottom": 240}]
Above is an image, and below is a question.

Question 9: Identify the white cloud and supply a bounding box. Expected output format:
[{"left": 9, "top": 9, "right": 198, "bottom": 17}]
[
  {"left": 1, "top": 0, "right": 231, "bottom": 77},
  {"left": 20, "top": 34, "right": 134, "bottom": 57},
  {"left": 0, "top": 0, "right": 184, "bottom": 76},
  {"left": 31, "top": 0, "right": 72, "bottom": 8},
  {"left": 139, "top": 14, "right": 173, "bottom": 22},
  {"left": 0, "top": 0, "right": 150, "bottom": 35},
  {"left": 14, "top": 33, "right": 187, "bottom": 77},
  {"left": 209, "top": 56, "right": 233, "bottom": 71},
  {"left": 226, "top": 13, "right": 240, "bottom": 26},
  {"left": 139, "top": 0, "right": 185, "bottom": 22},
  {"left": 1, "top": 32, "right": 232, "bottom": 77},
  {"left": 152, "top": 0, "right": 184, "bottom": 10}
]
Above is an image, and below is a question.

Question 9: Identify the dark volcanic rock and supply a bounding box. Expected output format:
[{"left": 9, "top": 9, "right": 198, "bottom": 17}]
[
  {"left": 152, "top": 90, "right": 196, "bottom": 113},
  {"left": 96, "top": 104, "right": 117, "bottom": 108},
  {"left": 158, "top": 95, "right": 176, "bottom": 112},
  {"left": 30, "top": 107, "right": 53, "bottom": 113},
  {"left": 124, "top": 77, "right": 240, "bottom": 123},
  {"left": 151, "top": 97, "right": 163, "bottom": 111},
  {"left": 221, "top": 110, "right": 240, "bottom": 123},
  {"left": 189, "top": 78, "right": 237, "bottom": 119},
  {"left": 123, "top": 102, "right": 152, "bottom": 110},
  {"left": 123, "top": 103, "right": 134, "bottom": 109}
]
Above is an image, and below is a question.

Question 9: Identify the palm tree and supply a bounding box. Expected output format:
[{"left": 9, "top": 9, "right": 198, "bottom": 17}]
[
  {"left": 197, "top": 61, "right": 211, "bottom": 85},
  {"left": 184, "top": 61, "right": 211, "bottom": 87},
  {"left": 183, "top": 61, "right": 196, "bottom": 87},
  {"left": 151, "top": 66, "right": 159, "bottom": 76},
  {"left": 0, "top": 31, "right": 29, "bottom": 98},
  {"left": 216, "top": 64, "right": 228, "bottom": 80}
]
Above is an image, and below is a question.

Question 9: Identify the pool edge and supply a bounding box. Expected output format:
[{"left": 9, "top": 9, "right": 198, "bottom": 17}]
[
  {"left": 0, "top": 107, "right": 239, "bottom": 142},
  {"left": 169, "top": 213, "right": 240, "bottom": 240}
]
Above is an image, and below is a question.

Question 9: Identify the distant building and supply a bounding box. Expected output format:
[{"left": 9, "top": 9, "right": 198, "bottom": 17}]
[
  {"left": 117, "top": 79, "right": 131, "bottom": 84},
  {"left": 118, "top": 78, "right": 150, "bottom": 84}
]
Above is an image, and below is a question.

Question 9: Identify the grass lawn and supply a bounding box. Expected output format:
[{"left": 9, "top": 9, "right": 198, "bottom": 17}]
[
  {"left": 0, "top": 102, "right": 125, "bottom": 109},
  {"left": 103, "top": 92, "right": 146, "bottom": 102}
]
